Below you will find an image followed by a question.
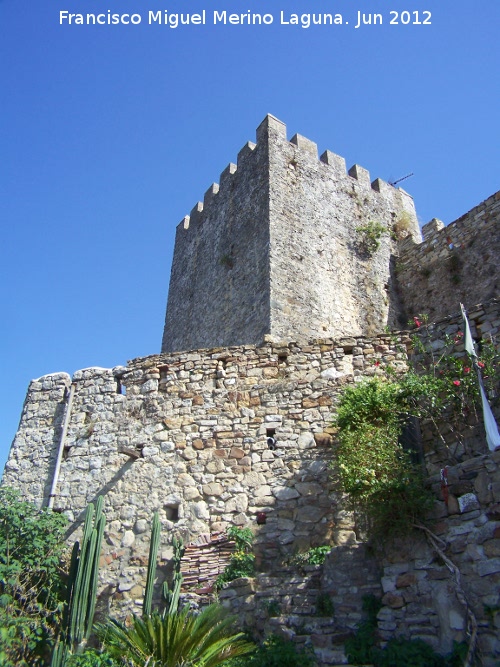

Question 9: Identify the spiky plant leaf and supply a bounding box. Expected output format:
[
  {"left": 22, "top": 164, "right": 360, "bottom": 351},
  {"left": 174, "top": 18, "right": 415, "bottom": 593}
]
[{"left": 96, "top": 604, "right": 254, "bottom": 667}]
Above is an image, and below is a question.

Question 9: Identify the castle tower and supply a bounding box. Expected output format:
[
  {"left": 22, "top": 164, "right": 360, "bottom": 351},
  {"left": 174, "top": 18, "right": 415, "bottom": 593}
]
[{"left": 162, "top": 115, "right": 421, "bottom": 353}]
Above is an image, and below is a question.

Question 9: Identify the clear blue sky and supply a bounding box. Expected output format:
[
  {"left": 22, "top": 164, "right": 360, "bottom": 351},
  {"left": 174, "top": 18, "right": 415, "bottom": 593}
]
[{"left": 1, "top": 0, "right": 499, "bottom": 469}]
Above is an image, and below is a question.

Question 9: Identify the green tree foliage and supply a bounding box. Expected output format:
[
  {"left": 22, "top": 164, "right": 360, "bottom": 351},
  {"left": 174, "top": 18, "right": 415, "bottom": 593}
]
[
  {"left": 96, "top": 604, "right": 255, "bottom": 667},
  {"left": 0, "top": 487, "right": 68, "bottom": 666},
  {"left": 333, "top": 317, "right": 500, "bottom": 539}
]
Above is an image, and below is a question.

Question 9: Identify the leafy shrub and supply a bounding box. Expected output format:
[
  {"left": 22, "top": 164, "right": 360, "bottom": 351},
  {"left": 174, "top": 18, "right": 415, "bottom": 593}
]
[
  {"left": 376, "top": 637, "right": 446, "bottom": 667},
  {"left": 216, "top": 526, "right": 255, "bottom": 589},
  {"left": 333, "top": 377, "right": 434, "bottom": 540},
  {"left": 345, "top": 596, "right": 464, "bottom": 667},
  {"left": 66, "top": 650, "right": 119, "bottom": 666},
  {"left": 229, "top": 634, "right": 316, "bottom": 667},
  {"left": 344, "top": 594, "right": 381, "bottom": 665},
  {"left": 0, "top": 488, "right": 68, "bottom": 666},
  {"left": 292, "top": 545, "right": 331, "bottom": 567},
  {"left": 264, "top": 599, "right": 281, "bottom": 617},
  {"left": 355, "top": 221, "right": 387, "bottom": 255}
]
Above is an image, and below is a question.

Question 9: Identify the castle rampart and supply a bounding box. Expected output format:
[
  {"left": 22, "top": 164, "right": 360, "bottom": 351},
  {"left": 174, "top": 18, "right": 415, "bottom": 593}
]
[
  {"left": 397, "top": 190, "right": 500, "bottom": 322},
  {"left": 3, "top": 116, "right": 500, "bottom": 664},
  {"left": 162, "top": 114, "right": 421, "bottom": 353},
  {"left": 3, "top": 304, "right": 500, "bottom": 663}
]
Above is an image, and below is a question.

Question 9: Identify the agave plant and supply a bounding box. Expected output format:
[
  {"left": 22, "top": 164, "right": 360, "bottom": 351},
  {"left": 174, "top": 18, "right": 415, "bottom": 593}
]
[{"left": 96, "top": 604, "right": 254, "bottom": 667}]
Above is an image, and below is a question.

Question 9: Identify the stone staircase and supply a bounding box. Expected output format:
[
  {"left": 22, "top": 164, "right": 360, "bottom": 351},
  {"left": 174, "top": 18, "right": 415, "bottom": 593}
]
[{"left": 218, "top": 543, "right": 382, "bottom": 666}]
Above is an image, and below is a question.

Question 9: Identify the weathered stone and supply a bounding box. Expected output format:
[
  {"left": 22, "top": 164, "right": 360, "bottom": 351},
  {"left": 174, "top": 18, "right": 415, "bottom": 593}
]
[
  {"left": 297, "top": 432, "right": 315, "bottom": 449},
  {"left": 295, "top": 482, "right": 322, "bottom": 497},
  {"left": 382, "top": 592, "right": 405, "bottom": 608},
  {"left": 121, "top": 530, "right": 135, "bottom": 547},
  {"left": 295, "top": 505, "right": 326, "bottom": 522},
  {"left": 458, "top": 493, "right": 480, "bottom": 513},
  {"left": 134, "top": 519, "right": 148, "bottom": 534},
  {"left": 225, "top": 495, "right": 249, "bottom": 513},
  {"left": 396, "top": 573, "right": 416, "bottom": 588},
  {"left": 272, "top": 486, "right": 300, "bottom": 501},
  {"left": 203, "top": 482, "right": 223, "bottom": 496}
]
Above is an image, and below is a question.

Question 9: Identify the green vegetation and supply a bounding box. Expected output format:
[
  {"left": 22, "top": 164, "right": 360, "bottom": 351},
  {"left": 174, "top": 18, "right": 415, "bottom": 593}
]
[
  {"left": 355, "top": 220, "right": 387, "bottom": 255},
  {"left": 392, "top": 211, "right": 414, "bottom": 240},
  {"left": 345, "top": 595, "right": 466, "bottom": 667},
  {"left": 315, "top": 593, "right": 334, "bottom": 617},
  {"left": 333, "top": 316, "right": 500, "bottom": 541},
  {"left": 52, "top": 497, "right": 106, "bottom": 665},
  {"left": 292, "top": 545, "right": 331, "bottom": 567},
  {"left": 96, "top": 604, "right": 254, "bottom": 667},
  {"left": 263, "top": 599, "right": 281, "bottom": 617},
  {"left": 0, "top": 488, "right": 68, "bottom": 666},
  {"left": 216, "top": 527, "right": 255, "bottom": 589},
  {"left": 143, "top": 511, "right": 161, "bottom": 617},
  {"left": 229, "top": 635, "right": 315, "bottom": 667},
  {"left": 333, "top": 375, "right": 434, "bottom": 540}
]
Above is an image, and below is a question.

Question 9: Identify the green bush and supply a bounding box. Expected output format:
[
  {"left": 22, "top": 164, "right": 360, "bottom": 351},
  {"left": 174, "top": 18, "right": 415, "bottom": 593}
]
[
  {"left": 292, "top": 545, "right": 331, "bottom": 567},
  {"left": 355, "top": 221, "right": 387, "bottom": 255},
  {"left": 333, "top": 377, "right": 434, "bottom": 540},
  {"left": 229, "top": 635, "right": 316, "bottom": 667},
  {"left": 216, "top": 527, "right": 255, "bottom": 589},
  {"left": 0, "top": 488, "right": 68, "bottom": 666}
]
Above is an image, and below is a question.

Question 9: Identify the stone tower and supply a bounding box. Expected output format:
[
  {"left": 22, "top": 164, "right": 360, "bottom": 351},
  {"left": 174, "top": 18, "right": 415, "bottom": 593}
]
[{"left": 162, "top": 114, "right": 421, "bottom": 352}]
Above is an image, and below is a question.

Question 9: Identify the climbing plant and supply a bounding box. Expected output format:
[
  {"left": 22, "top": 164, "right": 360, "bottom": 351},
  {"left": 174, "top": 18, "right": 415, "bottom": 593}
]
[
  {"left": 215, "top": 527, "right": 255, "bottom": 589},
  {"left": 333, "top": 377, "right": 434, "bottom": 540}
]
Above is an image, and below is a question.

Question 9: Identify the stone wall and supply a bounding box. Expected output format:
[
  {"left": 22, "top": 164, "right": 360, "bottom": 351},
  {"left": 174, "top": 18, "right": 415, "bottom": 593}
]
[
  {"left": 378, "top": 450, "right": 500, "bottom": 663},
  {"left": 407, "top": 298, "right": 500, "bottom": 474},
  {"left": 397, "top": 191, "right": 500, "bottom": 323},
  {"left": 162, "top": 114, "right": 420, "bottom": 353},
  {"left": 3, "top": 310, "right": 500, "bottom": 664},
  {"left": 2, "top": 334, "right": 409, "bottom": 620}
]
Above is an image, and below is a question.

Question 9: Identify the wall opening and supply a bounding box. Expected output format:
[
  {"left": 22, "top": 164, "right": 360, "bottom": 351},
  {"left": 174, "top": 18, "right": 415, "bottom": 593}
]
[
  {"left": 266, "top": 428, "right": 276, "bottom": 450},
  {"left": 159, "top": 366, "right": 169, "bottom": 391},
  {"left": 115, "top": 378, "right": 126, "bottom": 395},
  {"left": 165, "top": 504, "right": 179, "bottom": 522}
]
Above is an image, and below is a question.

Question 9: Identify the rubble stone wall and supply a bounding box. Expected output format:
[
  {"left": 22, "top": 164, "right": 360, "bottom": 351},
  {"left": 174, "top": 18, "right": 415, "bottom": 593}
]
[
  {"left": 3, "top": 306, "right": 500, "bottom": 664},
  {"left": 3, "top": 333, "right": 409, "bottom": 619},
  {"left": 397, "top": 191, "right": 500, "bottom": 323}
]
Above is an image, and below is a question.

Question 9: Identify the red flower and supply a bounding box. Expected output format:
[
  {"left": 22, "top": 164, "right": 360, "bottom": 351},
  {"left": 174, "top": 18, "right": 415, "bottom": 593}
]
[
  {"left": 478, "top": 361, "right": 485, "bottom": 368},
  {"left": 453, "top": 380, "right": 461, "bottom": 386},
  {"left": 374, "top": 360, "right": 380, "bottom": 367},
  {"left": 463, "top": 367, "right": 470, "bottom": 373},
  {"left": 413, "top": 317, "right": 421, "bottom": 327}
]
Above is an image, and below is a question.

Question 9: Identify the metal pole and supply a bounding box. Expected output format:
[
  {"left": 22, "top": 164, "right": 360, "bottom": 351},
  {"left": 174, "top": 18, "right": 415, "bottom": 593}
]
[{"left": 48, "top": 382, "right": 76, "bottom": 509}]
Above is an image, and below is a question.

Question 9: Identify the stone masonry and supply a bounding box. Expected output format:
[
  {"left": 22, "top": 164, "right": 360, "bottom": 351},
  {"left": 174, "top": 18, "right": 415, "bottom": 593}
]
[
  {"left": 2, "top": 116, "right": 500, "bottom": 664},
  {"left": 162, "top": 115, "right": 420, "bottom": 353},
  {"left": 397, "top": 191, "right": 500, "bottom": 323},
  {"left": 3, "top": 333, "right": 411, "bottom": 632}
]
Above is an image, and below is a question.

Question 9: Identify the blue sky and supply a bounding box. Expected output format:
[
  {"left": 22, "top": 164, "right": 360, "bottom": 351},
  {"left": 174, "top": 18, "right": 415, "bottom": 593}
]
[{"left": 1, "top": 0, "right": 499, "bottom": 469}]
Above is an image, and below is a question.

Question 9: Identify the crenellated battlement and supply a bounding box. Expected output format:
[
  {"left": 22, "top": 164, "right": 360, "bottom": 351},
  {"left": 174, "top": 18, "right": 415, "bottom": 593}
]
[
  {"left": 175, "top": 114, "right": 418, "bottom": 241},
  {"left": 162, "top": 114, "right": 422, "bottom": 353}
]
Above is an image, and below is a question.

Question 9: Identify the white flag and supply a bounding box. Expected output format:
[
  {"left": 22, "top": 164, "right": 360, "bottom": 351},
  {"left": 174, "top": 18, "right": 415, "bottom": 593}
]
[
  {"left": 461, "top": 303, "right": 477, "bottom": 358},
  {"left": 477, "top": 373, "right": 500, "bottom": 451},
  {"left": 461, "top": 303, "right": 500, "bottom": 451}
]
